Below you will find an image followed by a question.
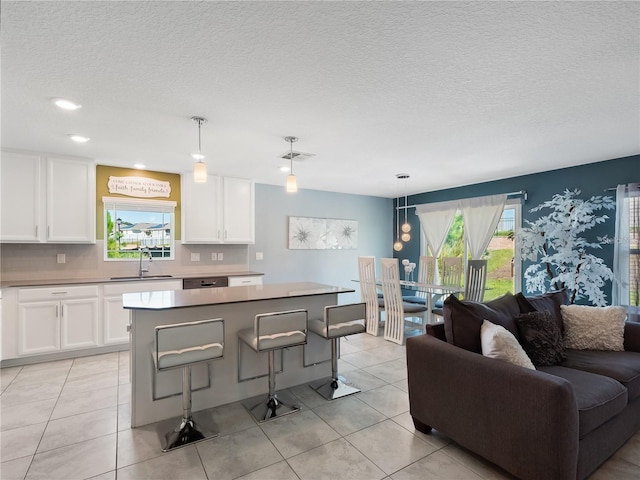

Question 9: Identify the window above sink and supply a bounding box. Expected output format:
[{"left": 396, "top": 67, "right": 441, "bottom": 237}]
[{"left": 103, "top": 197, "right": 176, "bottom": 261}]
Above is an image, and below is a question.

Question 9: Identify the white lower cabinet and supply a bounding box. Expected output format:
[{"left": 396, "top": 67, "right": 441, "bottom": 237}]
[
  {"left": 18, "top": 286, "right": 99, "bottom": 355},
  {"left": 103, "top": 280, "right": 183, "bottom": 345},
  {"left": 18, "top": 302, "right": 60, "bottom": 355}
]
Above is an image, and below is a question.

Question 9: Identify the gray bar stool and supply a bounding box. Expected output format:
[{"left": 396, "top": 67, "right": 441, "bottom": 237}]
[
  {"left": 309, "top": 303, "right": 366, "bottom": 400},
  {"left": 238, "top": 309, "right": 308, "bottom": 422},
  {"left": 152, "top": 318, "right": 224, "bottom": 452}
]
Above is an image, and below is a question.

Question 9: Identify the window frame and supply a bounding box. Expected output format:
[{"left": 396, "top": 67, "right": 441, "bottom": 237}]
[{"left": 102, "top": 196, "right": 176, "bottom": 261}]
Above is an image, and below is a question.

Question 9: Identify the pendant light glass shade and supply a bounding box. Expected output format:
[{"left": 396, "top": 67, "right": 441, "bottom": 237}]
[
  {"left": 193, "top": 161, "right": 207, "bottom": 182},
  {"left": 286, "top": 174, "right": 298, "bottom": 193},
  {"left": 191, "top": 116, "right": 208, "bottom": 183},
  {"left": 401, "top": 232, "right": 411, "bottom": 242},
  {"left": 393, "top": 241, "right": 403, "bottom": 252}
]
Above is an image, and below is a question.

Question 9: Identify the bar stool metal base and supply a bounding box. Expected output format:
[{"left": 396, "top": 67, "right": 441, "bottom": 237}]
[
  {"left": 158, "top": 409, "right": 219, "bottom": 452},
  {"left": 309, "top": 375, "right": 361, "bottom": 400},
  {"left": 241, "top": 390, "right": 301, "bottom": 423}
]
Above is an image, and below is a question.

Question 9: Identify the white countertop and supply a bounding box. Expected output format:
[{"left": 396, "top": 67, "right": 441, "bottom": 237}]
[
  {"left": 0, "top": 271, "right": 263, "bottom": 288},
  {"left": 122, "top": 282, "right": 354, "bottom": 310}
]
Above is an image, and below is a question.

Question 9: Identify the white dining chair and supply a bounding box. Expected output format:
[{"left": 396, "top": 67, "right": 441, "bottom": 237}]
[
  {"left": 380, "top": 258, "right": 428, "bottom": 345},
  {"left": 403, "top": 256, "right": 436, "bottom": 305},
  {"left": 464, "top": 259, "right": 488, "bottom": 302},
  {"left": 358, "top": 256, "right": 384, "bottom": 335},
  {"left": 432, "top": 258, "right": 488, "bottom": 317},
  {"left": 432, "top": 256, "right": 464, "bottom": 318}
]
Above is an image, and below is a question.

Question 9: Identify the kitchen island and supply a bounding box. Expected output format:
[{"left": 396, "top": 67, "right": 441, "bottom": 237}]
[{"left": 123, "top": 282, "right": 354, "bottom": 427}]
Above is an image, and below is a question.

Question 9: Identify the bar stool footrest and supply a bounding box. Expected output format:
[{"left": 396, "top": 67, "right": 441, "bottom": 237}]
[
  {"left": 241, "top": 390, "right": 300, "bottom": 422},
  {"left": 309, "top": 376, "right": 361, "bottom": 400},
  {"left": 158, "top": 409, "right": 219, "bottom": 452}
]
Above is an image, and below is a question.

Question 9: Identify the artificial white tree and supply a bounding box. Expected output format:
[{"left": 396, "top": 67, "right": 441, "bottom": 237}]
[{"left": 519, "top": 189, "right": 616, "bottom": 306}]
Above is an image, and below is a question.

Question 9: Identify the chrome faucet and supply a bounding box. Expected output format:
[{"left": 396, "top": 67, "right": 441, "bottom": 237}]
[{"left": 138, "top": 247, "right": 153, "bottom": 278}]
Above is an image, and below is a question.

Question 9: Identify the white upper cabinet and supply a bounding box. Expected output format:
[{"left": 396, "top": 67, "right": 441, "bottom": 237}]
[
  {"left": 182, "top": 174, "right": 254, "bottom": 244},
  {"left": 181, "top": 174, "right": 222, "bottom": 243},
  {"left": 222, "top": 177, "right": 255, "bottom": 243},
  {"left": 0, "top": 150, "right": 96, "bottom": 243},
  {"left": 47, "top": 156, "right": 96, "bottom": 243},
  {"left": 0, "top": 151, "right": 42, "bottom": 241}
]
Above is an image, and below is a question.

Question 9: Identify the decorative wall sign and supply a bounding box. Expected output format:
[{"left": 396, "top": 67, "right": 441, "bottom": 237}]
[
  {"left": 288, "top": 216, "right": 358, "bottom": 249},
  {"left": 107, "top": 176, "right": 171, "bottom": 198}
]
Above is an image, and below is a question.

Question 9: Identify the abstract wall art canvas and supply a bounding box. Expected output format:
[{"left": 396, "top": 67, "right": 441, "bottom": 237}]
[{"left": 288, "top": 216, "right": 358, "bottom": 249}]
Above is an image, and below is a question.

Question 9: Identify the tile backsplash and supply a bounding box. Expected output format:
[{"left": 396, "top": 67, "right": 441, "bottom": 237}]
[{"left": 0, "top": 242, "right": 251, "bottom": 282}]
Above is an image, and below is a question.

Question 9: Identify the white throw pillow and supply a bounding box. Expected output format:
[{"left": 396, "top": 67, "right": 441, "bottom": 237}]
[
  {"left": 561, "top": 305, "right": 627, "bottom": 351},
  {"left": 480, "top": 320, "right": 535, "bottom": 370}
]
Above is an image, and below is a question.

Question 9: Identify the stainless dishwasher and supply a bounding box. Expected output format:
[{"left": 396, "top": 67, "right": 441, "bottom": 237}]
[{"left": 182, "top": 276, "right": 229, "bottom": 289}]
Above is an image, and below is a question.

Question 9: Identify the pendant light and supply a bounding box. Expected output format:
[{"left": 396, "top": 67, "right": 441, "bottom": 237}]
[
  {"left": 400, "top": 174, "right": 411, "bottom": 242},
  {"left": 284, "top": 136, "right": 298, "bottom": 193},
  {"left": 393, "top": 173, "right": 405, "bottom": 252},
  {"left": 191, "top": 116, "right": 208, "bottom": 183}
]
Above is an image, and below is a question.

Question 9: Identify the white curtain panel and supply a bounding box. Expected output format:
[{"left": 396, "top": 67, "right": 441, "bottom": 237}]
[
  {"left": 460, "top": 193, "right": 507, "bottom": 259},
  {"left": 416, "top": 200, "right": 459, "bottom": 257},
  {"left": 416, "top": 200, "right": 458, "bottom": 282},
  {"left": 612, "top": 184, "right": 630, "bottom": 306}
]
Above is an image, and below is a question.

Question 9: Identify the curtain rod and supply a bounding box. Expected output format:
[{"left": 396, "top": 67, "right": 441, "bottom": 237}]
[
  {"left": 396, "top": 190, "right": 527, "bottom": 210},
  {"left": 605, "top": 183, "right": 639, "bottom": 192}
]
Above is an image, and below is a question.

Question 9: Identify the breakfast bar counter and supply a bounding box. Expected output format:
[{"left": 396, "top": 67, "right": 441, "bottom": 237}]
[{"left": 123, "top": 282, "right": 354, "bottom": 427}]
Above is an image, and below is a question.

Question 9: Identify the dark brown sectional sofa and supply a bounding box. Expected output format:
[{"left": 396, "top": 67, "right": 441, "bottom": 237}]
[{"left": 406, "top": 290, "right": 640, "bottom": 480}]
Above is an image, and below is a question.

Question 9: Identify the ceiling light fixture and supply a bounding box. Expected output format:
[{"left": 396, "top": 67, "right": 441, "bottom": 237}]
[
  {"left": 53, "top": 98, "right": 82, "bottom": 110},
  {"left": 191, "top": 116, "right": 208, "bottom": 183},
  {"left": 133, "top": 163, "right": 146, "bottom": 170},
  {"left": 284, "top": 136, "right": 298, "bottom": 193},
  {"left": 393, "top": 173, "right": 408, "bottom": 252},
  {"left": 68, "top": 134, "right": 90, "bottom": 143},
  {"left": 399, "top": 174, "right": 411, "bottom": 242}
]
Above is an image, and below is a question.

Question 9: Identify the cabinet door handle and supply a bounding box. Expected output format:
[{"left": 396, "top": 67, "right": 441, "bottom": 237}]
[
  {"left": 55, "top": 305, "right": 59, "bottom": 318},
  {"left": 48, "top": 226, "right": 50, "bottom": 238},
  {"left": 217, "top": 230, "right": 220, "bottom": 240},
  {"left": 35, "top": 225, "right": 38, "bottom": 237},
  {"left": 224, "top": 230, "right": 227, "bottom": 240},
  {"left": 126, "top": 324, "right": 132, "bottom": 332},
  {"left": 61, "top": 305, "right": 64, "bottom": 318}
]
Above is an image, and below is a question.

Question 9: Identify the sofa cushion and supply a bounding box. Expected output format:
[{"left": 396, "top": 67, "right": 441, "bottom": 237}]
[
  {"left": 515, "top": 311, "right": 566, "bottom": 367},
  {"left": 515, "top": 289, "right": 569, "bottom": 335},
  {"left": 444, "top": 293, "right": 521, "bottom": 353},
  {"left": 561, "top": 305, "right": 627, "bottom": 351},
  {"left": 540, "top": 365, "right": 628, "bottom": 438},
  {"left": 481, "top": 320, "right": 535, "bottom": 370},
  {"left": 562, "top": 349, "right": 640, "bottom": 401}
]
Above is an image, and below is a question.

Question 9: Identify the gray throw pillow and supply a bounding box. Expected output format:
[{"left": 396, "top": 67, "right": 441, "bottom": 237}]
[{"left": 515, "top": 311, "right": 566, "bottom": 367}]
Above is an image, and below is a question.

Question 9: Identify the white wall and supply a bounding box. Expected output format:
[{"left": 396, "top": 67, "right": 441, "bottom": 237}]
[{"left": 248, "top": 184, "right": 392, "bottom": 304}]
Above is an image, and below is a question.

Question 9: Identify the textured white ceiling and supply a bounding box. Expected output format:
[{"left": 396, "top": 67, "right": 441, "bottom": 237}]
[{"left": 1, "top": 1, "right": 638, "bottom": 197}]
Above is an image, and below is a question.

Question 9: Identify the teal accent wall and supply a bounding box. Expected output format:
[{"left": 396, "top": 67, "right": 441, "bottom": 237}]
[{"left": 396, "top": 154, "right": 640, "bottom": 302}]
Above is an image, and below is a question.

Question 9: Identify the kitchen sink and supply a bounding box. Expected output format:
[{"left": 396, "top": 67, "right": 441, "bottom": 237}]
[{"left": 110, "top": 275, "right": 173, "bottom": 281}]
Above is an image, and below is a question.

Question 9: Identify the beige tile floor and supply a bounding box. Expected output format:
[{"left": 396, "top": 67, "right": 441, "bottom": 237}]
[{"left": 1, "top": 333, "right": 639, "bottom": 480}]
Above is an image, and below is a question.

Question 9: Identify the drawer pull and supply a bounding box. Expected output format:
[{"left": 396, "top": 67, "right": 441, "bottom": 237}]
[{"left": 51, "top": 291, "right": 68, "bottom": 295}]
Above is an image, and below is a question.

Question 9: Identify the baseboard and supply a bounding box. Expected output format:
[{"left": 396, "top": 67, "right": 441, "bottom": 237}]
[{"left": 1, "top": 344, "right": 130, "bottom": 368}]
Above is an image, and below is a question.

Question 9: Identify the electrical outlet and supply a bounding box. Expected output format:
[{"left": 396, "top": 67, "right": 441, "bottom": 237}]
[
  {"left": 190, "top": 253, "right": 200, "bottom": 262},
  {"left": 256, "top": 252, "right": 264, "bottom": 260},
  {"left": 211, "top": 252, "right": 217, "bottom": 261},
  {"left": 218, "top": 252, "right": 223, "bottom": 261},
  {"left": 57, "top": 253, "right": 66, "bottom": 264}
]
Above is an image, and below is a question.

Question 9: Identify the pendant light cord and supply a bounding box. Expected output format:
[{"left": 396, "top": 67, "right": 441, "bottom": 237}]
[{"left": 289, "top": 139, "right": 294, "bottom": 175}]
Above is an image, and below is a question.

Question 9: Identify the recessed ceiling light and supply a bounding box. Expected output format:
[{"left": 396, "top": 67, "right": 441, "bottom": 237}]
[
  {"left": 279, "top": 165, "right": 290, "bottom": 172},
  {"left": 52, "top": 98, "right": 82, "bottom": 110},
  {"left": 191, "top": 153, "right": 205, "bottom": 160},
  {"left": 133, "top": 163, "right": 146, "bottom": 169},
  {"left": 68, "top": 134, "right": 90, "bottom": 143}
]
